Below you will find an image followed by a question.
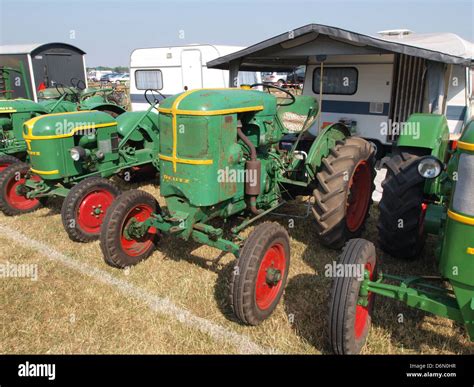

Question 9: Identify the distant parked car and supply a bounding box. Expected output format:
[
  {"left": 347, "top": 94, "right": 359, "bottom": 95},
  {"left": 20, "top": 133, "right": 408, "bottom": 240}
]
[
  {"left": 100, "top": 72, "right": 119, "bottom": 82},
  {"left": 262, "top": 72, "right": 288, "bottom": 87},
  {"left": 88, "top": 70, "right": 113, "bottom": 82},
  {"left": 285, "top": 67, "right": 305, "bottom": 88},
  {"left": 109, "top": 73, "right": 130, "bottom": 84}
]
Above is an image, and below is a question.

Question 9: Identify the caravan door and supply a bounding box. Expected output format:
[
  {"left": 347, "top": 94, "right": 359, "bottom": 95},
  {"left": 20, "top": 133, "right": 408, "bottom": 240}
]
[{"left": 181, "top": 49, "right": 203, "bottom": 90}]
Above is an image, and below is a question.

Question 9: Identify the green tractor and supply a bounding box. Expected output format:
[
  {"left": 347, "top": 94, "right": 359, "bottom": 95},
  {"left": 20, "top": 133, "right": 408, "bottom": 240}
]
[
  {"left": 0, "top": 90, "right": 161, "bottom": 243},
  {"left": 99, "top": 86, "right": 375, "bottom": 325},
  {"left": 0, "top": 81, "right": 126, "bottom": 172},
  {"left": 377, "top": 114, "right": 452, "bottom": 259},
  {"left": 328, "top": 117, "right": 474, "bottom": 354}
]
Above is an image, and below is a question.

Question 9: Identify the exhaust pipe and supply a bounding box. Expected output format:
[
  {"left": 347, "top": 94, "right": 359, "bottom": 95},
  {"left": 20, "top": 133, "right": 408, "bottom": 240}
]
[{"left": 237, "top": 128, "right": 261, "bottom": 215}]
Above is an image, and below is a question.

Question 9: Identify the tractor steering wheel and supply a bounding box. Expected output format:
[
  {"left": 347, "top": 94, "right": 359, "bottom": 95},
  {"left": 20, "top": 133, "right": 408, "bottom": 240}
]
[
  {"left": 145, "top": 89, "right": 166, "bottom": 106},
  {"left": 71, "top": 78, "right": 86, "bottom": 90},
  {"left": 250, "top": 83, "right": 296, "bottom": 106},
  {"left": 55, "top": 83, "right": 80, "bottom": 102}
]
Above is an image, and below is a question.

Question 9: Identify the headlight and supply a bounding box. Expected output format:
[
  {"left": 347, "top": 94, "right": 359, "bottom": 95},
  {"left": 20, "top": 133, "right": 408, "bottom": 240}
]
[
  {"left": 417, "top": 156, "right": 443, "bottom": 179},
  {"left": 70, "top": 146, "right": 86, "bottom": 161}
]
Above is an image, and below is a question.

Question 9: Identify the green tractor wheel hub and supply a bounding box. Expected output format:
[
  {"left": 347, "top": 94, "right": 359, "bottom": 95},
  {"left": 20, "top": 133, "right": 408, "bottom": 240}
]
[
  {"left": 92, "top": 205, "right": 103, "bottom": 216},
  {"left": 124, "top": 218, "right": 148, "bottom": 241},
  {"left": 265, "top": 267, "right": 282, "bottom": 286}
]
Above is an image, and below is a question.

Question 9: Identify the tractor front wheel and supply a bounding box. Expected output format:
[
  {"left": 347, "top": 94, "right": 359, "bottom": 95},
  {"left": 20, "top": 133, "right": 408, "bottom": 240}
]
[
  {"left": 0, "top": 155, "right": 21, "bottom": 173},
  {"left": 377, "top": 153, "right": 426, "bottom": 259},
  {"left": 328, "top": 238, "right": 376, "bottom": 354},
  {"left": 61, "top": 177, "right": 121, "bottom": 242},
  {"left": 313, "top": 137, "right": 375, "bottom": 248},
  {"left": 100, "top": 189, "right": 159, "bottom": 268},
  {"left": 0, "top": 163, "right": 41, "bottom": 216},
  {"left": 230, "top": 222, "right": 290, "bottom": 325}
]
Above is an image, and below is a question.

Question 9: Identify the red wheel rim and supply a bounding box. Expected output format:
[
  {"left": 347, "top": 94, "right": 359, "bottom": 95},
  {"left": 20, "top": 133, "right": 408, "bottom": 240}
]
[
  {"left": 354, "top": 262, "right": 374, "bottom": 339},
  {"left": 346, "top": 161, "right": 372, "bottom": 232},
  {"left": 120, "top": 204, "right": 156, "bottom": 257},
  {"left": 4, "top": 173, "right": 40, "bottom": 211},
  {"left": 255, "top": 242, "right": 286, "bottom": 310},
  {"left": 77, "top": 189, "right": 116, "bottom": 234}
]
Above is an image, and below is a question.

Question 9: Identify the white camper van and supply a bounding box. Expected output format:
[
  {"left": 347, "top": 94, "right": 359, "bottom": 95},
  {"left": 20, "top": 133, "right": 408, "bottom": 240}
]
[
  {"left": 129, "top": 44, "right": 261, "bottom": 111},
  {"left": 208, "top": 25, "right": 474, "bottom": 156}
]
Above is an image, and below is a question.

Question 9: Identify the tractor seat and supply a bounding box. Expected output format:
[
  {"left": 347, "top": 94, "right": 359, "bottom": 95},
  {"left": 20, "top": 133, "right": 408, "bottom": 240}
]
[
  {"left": 278, "top": 111, "right": 308, "bottom": 133},
  {"left": 276, "top": 95, "right": 319, "bottom": 134}
]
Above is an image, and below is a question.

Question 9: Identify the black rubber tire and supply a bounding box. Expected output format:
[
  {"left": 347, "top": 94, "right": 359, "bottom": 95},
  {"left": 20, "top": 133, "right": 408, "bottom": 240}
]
[
  {"left": 61, "top": 177, "right": 121, "bottom": 243},
  {"left": 100, "top": 189, "right": 159, "bottom": 268},
  {"left": 313, "top": 137, "right": 375, "bottom": 249},
  {"left": 230, "top": 222, "right": 290, "bottom": 326},
  {"left": 0, "top": 155, "right": 21, "bottom": 172},
  {"left": 0, "top": 163, "right": 42, "bottom": 216},
  {"left": 377, "top": 153, "right": 425, "bottom": 259},
  {"left": 328, "top": 238, "right": 377, "bottom": 354}
]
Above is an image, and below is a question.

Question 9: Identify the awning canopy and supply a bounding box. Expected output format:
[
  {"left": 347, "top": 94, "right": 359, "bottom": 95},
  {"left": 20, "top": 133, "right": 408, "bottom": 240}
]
[{"left": 207, "top": 24, "right": 474, "bottom": 71}]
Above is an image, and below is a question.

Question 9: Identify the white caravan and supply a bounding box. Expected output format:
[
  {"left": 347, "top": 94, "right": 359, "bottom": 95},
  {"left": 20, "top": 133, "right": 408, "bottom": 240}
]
[
  {"left": 208, "top": 25, "right": 474, "bottom": 156},
  {"left": 129, "top": 44, "right": 261, "bottom": 111}
]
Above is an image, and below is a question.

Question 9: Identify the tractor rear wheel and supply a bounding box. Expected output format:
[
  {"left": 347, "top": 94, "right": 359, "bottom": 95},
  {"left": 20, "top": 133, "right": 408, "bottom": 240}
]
[
  {"left": 230, "top": 222, "right": 290, "bottom": 325},
  {"left": 313, "top": 137, "right": 375, "bottom": 249},
  {"left": 61, "top": 177, "right": 121, "bottom": 243},
  {"left": 377, "top": 153, "right": 426, "bottom": 259},
  {"left": 0, "top": 163, "right": 41, "bottom": 216},
  {"left": 328, "top": 238, "right": 376, "bottom": 354},
  {"left": 0, "top": 155, "right": 21, "bottom": 173},
  {"left": 100, "top": 189, "right": 159, "bottom": 268}
]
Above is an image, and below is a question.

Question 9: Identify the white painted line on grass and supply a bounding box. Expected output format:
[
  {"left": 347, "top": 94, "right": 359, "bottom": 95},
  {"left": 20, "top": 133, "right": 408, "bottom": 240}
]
[{"left": 0, "top": 223, "right": 276, "bottom": 354}]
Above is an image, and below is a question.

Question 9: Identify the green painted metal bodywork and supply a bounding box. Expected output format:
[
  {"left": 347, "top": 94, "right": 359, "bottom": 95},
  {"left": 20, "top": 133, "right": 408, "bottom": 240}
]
[
  {"left": 0, "top": 87, "right": 126, "bottom": 162},
  {"left": 21, "top": 106, "right": 159, "bottom": 199},
  {"left": 362, "top": 119, "right": 474, "bottom": 341},
  {"left": 397, "top": 113, "right": 450, "bottom": 196},
  {"left": 127, "top": 88, "right": 351, "bottom": 256}
]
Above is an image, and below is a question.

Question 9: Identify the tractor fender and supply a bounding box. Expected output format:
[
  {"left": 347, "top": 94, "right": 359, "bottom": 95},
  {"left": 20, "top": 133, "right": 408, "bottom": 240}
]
[
  {"left": 115, "top": 111, "right": 159, "bottom": 143},
  {"left": 81, "top": 102, "right": 126, "bottom": 117},
  {"left": 396, "top": 113, "right": 450, "bottom": 161},
  {"left": 305, "top": 122, "right": 351, "bottom": 178}
]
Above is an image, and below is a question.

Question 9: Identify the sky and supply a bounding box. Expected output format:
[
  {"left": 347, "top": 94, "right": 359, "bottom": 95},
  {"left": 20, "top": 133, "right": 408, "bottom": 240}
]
[{"left": 0, "top": 0, "right": 472, "bottom": 67}]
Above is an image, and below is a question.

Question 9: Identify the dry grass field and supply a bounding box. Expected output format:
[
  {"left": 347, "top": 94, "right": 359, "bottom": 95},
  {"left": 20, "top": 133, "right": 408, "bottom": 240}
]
[{"left": 0, "top": 177, "right": 472, "bottom": 355}]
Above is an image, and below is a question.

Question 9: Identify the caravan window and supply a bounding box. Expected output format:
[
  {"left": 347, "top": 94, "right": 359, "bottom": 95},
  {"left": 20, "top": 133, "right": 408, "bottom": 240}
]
[
  {"left": 135, "top": 70, "right": 163, "bottom": 90},
  {"left": 313, "top": 67, "right": 358, "bottom": 95}
]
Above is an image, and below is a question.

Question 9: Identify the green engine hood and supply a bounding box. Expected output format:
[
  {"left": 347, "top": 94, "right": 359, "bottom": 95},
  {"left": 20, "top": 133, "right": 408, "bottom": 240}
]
[
  {"left": 159, "top": 88, "right": 277, "bottom": 116},
  {"left": 23, "top": 110, "right": 117, "bottom": 139}
]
